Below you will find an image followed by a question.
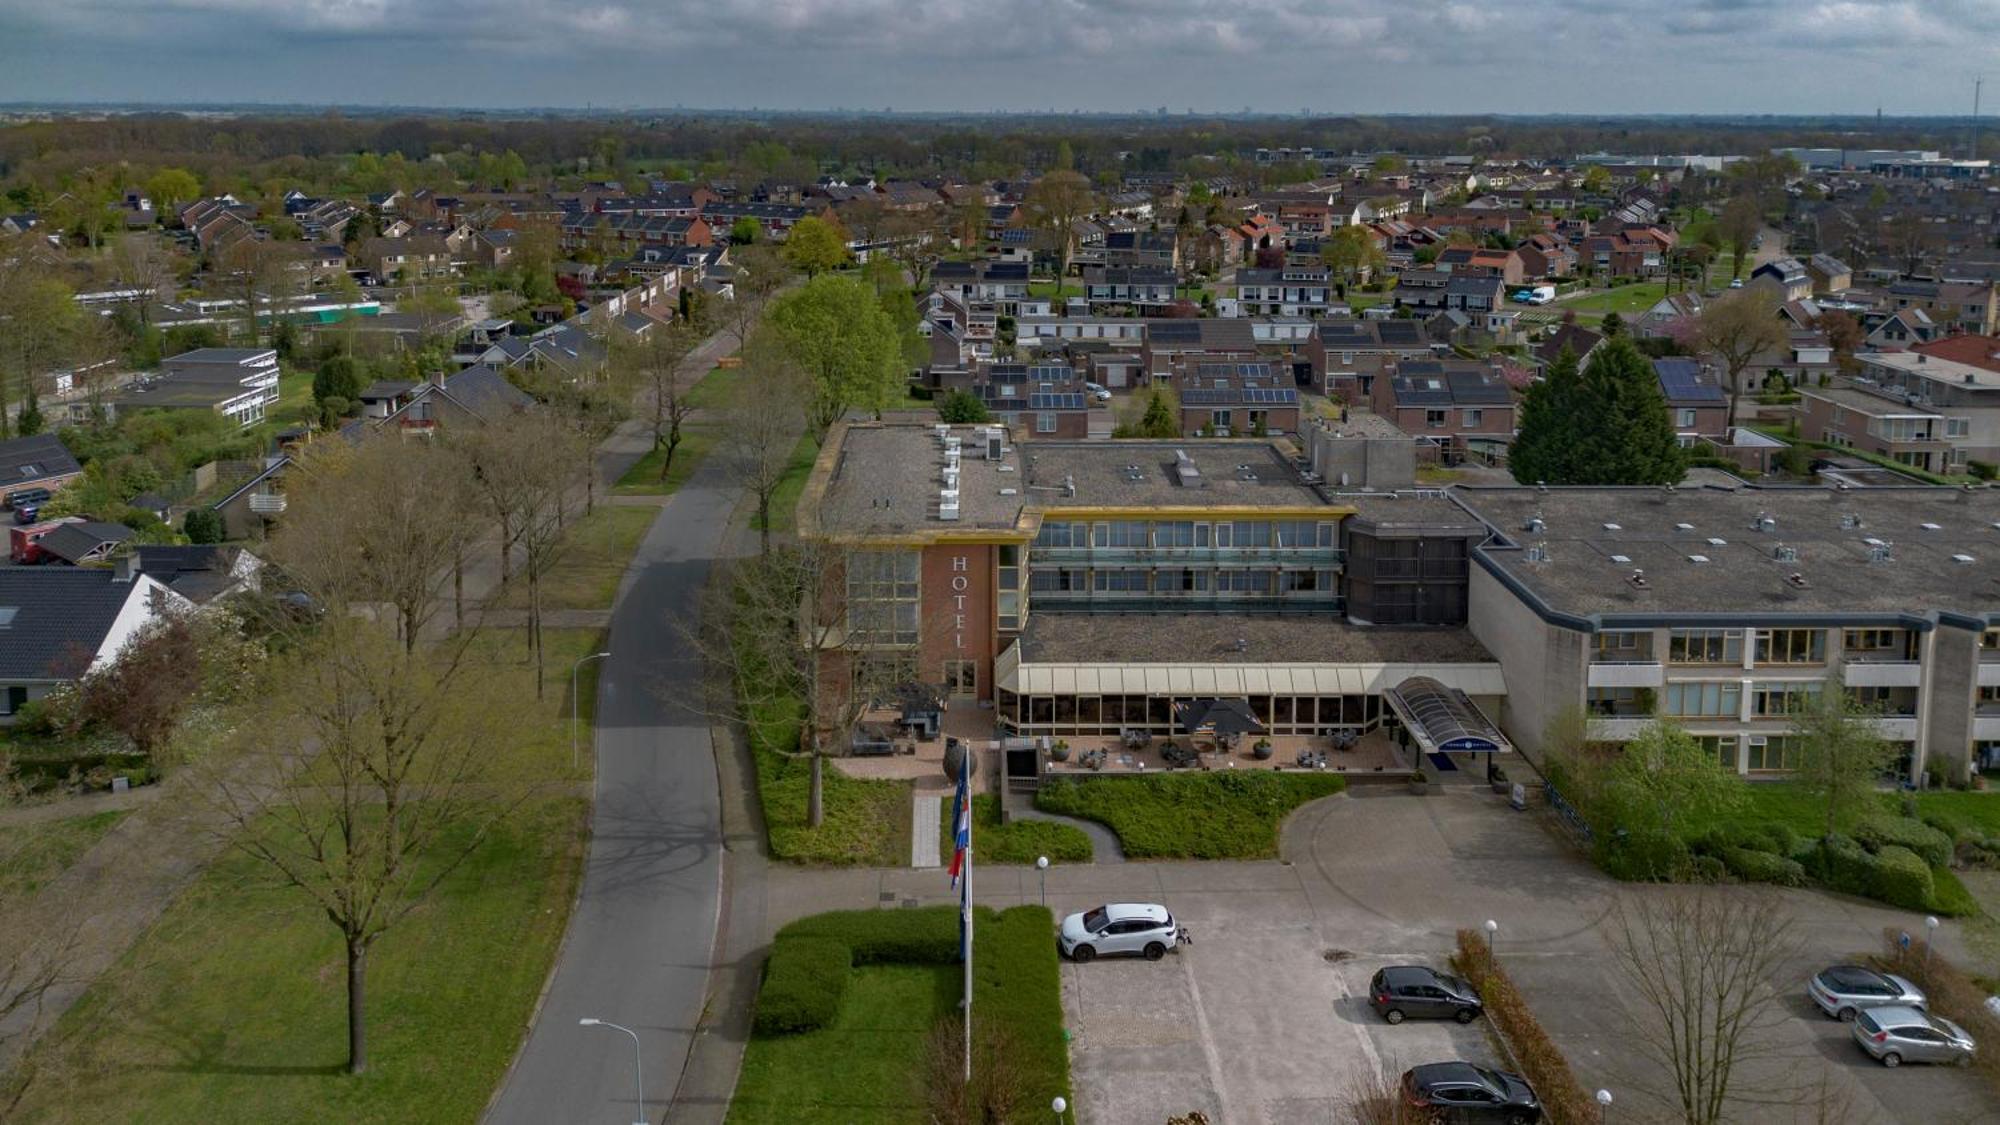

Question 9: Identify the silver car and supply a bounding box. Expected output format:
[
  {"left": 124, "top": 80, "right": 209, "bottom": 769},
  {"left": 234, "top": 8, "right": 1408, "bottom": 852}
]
[
  {"left": 1807, "top": 964, "right": 1926, "bottom": 1021},
  {"left": 1058, "top": 902, "right": 1177, "bottom": 962},
  {"left": 1853, "top": 1005, "right": 1975, "bottom": 1067}
]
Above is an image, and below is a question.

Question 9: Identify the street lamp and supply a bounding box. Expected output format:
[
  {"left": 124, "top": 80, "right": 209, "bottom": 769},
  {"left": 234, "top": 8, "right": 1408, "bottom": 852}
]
[
  {"left": 1036, "top": 855, "right": 1049, "bottom": 909},
  {"left": 1596, "top": 1088, "right": 1613, "bottom": 1122},
  {"left": 579, "top": 1018, "right": 646, "bottom": 1125},
  {"left": 1051, "top": 1095, "right": 1068, "bottom": 1121},
  {"left": 1484, "top": 919, "right": 1499, "bottom": 965},
  {"left": 571, "top": 650, "right": 612, "bottom": 771},
  {"left": 1925, "top": 915, "right": 1940, "bottom": 967}
]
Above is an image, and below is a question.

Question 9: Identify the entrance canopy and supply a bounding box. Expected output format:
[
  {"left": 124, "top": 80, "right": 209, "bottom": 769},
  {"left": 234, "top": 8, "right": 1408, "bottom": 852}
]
[{"left": 1384, "top": 675, "right": 1511, "bottom": 755}]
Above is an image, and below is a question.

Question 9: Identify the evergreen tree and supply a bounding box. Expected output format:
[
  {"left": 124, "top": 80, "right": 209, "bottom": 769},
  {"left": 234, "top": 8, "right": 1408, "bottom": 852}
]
[
  {"left": 16, "top": 380, "right": 44, "bottom": 436},
  {"left": 1508, "top": 347, "right": 1582, "bottom": 484},
  {"left": 1138, "top": 389, "right": 1179, "bottom": 438},
  {"left": 1600, "top": 311, "right": 1625, "bottom": 337}
]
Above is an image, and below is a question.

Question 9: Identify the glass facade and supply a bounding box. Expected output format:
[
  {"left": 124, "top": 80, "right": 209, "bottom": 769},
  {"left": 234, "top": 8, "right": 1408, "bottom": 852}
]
[
  {"left": 1028, "top": 516, "right": 1344, "bottom": 613},
  {"left": 996, "top": 689, "right": 1382, "bottom": 735}
]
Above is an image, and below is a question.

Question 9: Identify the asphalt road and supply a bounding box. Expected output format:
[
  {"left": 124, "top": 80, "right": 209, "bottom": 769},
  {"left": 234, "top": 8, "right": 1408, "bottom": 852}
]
[{"left": 485, "top": 430, "right": 742, "bottom": 1125}]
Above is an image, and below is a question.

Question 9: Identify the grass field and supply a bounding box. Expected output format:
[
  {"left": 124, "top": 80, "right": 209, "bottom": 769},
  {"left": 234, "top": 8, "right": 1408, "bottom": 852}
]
[
  {"left": 942, "top": 794, "right": 1092, "bottom": 864},
  {"left": 757, "top": 435, "right": 820, "bottom": 537},
  {"left": 1034, "top": 771, "right": 1346, "bottom": 859},
  {"left": 1554, "top": 282, "right": 1668, "bottom": 315},
  {"left": 0, "top": 810, "right": 128, "bottom": 899},
  {"left": 495, "top": 504, "right": 655, "bottom": 612},
  {"left": 614, "top": 366, "right": 743, "bottom": 497},
  {"left": 729, "top": 964, "right": 951, "bottom": 1124}
]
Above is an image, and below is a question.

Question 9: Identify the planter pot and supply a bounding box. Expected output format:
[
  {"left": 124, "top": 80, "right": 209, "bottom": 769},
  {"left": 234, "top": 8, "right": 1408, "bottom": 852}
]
[
  {"left": 1050, "top": 743, "right": 1072, "bottom": 763},
  {"left": 1252, "top": 742, "right": 1274, "bottom": 761}
]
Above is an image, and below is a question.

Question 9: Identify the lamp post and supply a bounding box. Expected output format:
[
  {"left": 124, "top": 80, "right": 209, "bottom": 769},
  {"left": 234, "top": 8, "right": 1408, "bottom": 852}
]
[
  {"left": 1596, "top": 1088, "right": 1613, "bottom": 1123},
  {"left": 571, "top": 650, "right": 611, "bottom": 771},
  {"left": 1036, "top": 855, "right": 1049, "bottom": 909},
  {"left": 578, "top": 1018, "right": 646, "bottom": 1125},
  {"left": 1484, "top": 919, "right": 1499, "bottom": 967},
  {"left": 1925, "top": 915, "right": 1940, "bottom": 968},
  {"left": 1052, "top": 1095, "right": 1068, "bottom": 1121}
]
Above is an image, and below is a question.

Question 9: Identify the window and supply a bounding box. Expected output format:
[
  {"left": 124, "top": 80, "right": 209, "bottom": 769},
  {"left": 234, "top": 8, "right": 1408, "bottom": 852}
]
[
  {"left": 1092, "top": 569, "right": 1149, "bottom": 593},
  {"left": 1669, "top": 629, "right": 1742, "bottom": 664},
  {"left": 1157, "top": 568, "right": 1210, "bottom": 592},
  {"left": 1663, "top": 681, "right": 1742, "bottom": 717},
  {"left": 1216, "top": 569, "right": 1273, "bottom": 594},
  {"left": 1462, "top": 408, "right": 1484, "bottom": 428},
  {"left": 1029, "top": 567, "right": 1088, "bottom": 592},
  {"left": 1587, "top": 686, "right": 1651, "bottom": 717},
  {"left": 1033, "top": 521, "right": 1088, "bottom": 549},
  {"left": 1677, "top": 408, "right": 1698, "bottom": 428},
  {"left": 1230, "top": 521, "right": 1273, "bottom": 548},
  {"left": 1593, "top": 631, "right": 1650, "bottom": 660},
  {"left": 943, "top": 660, "right": 977, "bottom": 695},
  {"left": 845, "top": 550, "right": 919, "bottom": 646},
  {"left": 1274, "top": 520, "right": 1329, "bottom": 548},
  {"left": 1843, "top": 628, "right": 1916, "bottom": 661},
  {"left": 1755, "top": 629, "right": 1825, "bottom": 665},
  {"left": 1425, "top": 409, "right": 1448, "bottom": 428},
  {"left": 1153, "top": 521, "right": 1197, "bottom": 548},
  {"left": 1278, "top": 570, "right": 1325, "bottom": 592},
  {"left": 1693, "top": 735, "right": 1740, "bottom": 771},
  {"left": 1946, "top": 417, "right": 1971, "bottom": 438},
  {"left": 1851, "top": 686, "right": 1918, "bottom": 716},
  {"left": 1036, "top": 411, "right": 1056, "bottom": 433},
  {"left": 1752, "top": 681, "right": 1822, "bottom": 717},
  {"left": 1747, "top": 736, "right": 1802, "bottom": 772}
]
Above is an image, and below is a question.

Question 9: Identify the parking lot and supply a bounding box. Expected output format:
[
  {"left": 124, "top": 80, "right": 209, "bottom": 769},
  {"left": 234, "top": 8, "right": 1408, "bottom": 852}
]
[{"left": 767, "top": 787, "right": 1998, "bottom": 1124}]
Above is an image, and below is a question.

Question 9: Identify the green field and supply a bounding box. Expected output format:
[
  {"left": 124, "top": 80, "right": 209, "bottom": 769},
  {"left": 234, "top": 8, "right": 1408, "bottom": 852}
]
[
  {"left": 1554, "top": 282, "right": 1668, "bottom": 315},
  {"left": 0, "top": 810, "right": 128, "bottom": 899},
  {"left": 730, "top": 964, "right": 951, "bottom": 1123},
  {"left": 614, "top": 366, "right": 745, "bottom": 497},
  {"left": 1034, "top": 771, "right": 1346, "bottom": 859},
  {"left": 496, "top": 504, "right": 655, "bottom": 612},
  {"left": 942, "top": 794, "right": 1092, "bottom": 864},
  {"left": 758, "top": 435, "right": 820, "bottom": 537}
]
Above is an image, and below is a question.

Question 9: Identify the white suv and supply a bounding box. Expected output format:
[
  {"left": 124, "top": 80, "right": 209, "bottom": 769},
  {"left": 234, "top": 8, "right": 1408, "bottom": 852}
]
[{"left": 1059, "top": 902, "right": 1178, "bottom": 962}]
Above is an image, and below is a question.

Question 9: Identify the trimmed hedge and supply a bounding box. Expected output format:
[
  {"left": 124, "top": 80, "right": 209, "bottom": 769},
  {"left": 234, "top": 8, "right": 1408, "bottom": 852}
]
[
  {"left": 1450, "top": 930, "right": 1597, "bottom": 1125},
  {"left": 777, "top": 907, "right": 959, "bottom": 965},
  {"left": 1869, "top": 845, "right": 1935, "bottom": 911},
  {"left": 753, "top": 937, "right": 853, "bottom": 1035},
  {"left": 1854, "top": 816, "right": 1954, "bottom": 870},
  {"left": 975, "top": 906, "right": 1073, "bottom": 1106},
  {"left": 1721, "top": 846, "right": 1806, "bottom": 887},
  {"left": 1033, "top": 770, "right": 1344, "bottom": 859},
  {"left": 1812, "top": 833, "right": 1879, "bottom": 897}
]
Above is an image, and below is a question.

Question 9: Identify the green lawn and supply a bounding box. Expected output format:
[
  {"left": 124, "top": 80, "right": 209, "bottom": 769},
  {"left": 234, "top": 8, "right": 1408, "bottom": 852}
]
[
  {"left": 1554, "top": 282, "right": 1668, "bottom": 315},
  {"left": 1034, "top": 771, "right": 1345, "bottom": 859},
  {"left": 7, "top": 799, "right": 587, "bottom": 1124},
  {"left": 0, "top": 810, "right": 128, "bottom": 899},
  {"left": 496, "top": 504, "right": 655, "bottom": 612},
  {"left": 943, "top": 794, "right": 1091, "bottom": 864},
  {"left": 758, "top": 435, "right": 820, "bottom": 537},
  {"left": 731, "top": 964, "right": 950, "bottom": 1124},
  {"left": 6, "top": 624, "right": 605, "bottom": 1121},
  {"left": 614, "top": 367, "right": 744, "bottom": 497},
  {"left": 1027, "top": 280, "right": 1078, "bottom": 299}
]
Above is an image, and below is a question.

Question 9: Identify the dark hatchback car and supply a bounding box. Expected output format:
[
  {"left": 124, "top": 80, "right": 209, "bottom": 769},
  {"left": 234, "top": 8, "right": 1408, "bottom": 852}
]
[
  {"left": 1370, "top": 965, "right": 1483, "bottom": 1025},
  {"left": 1401, "top": 1062, "right": 1541, "bottom": 1124}
]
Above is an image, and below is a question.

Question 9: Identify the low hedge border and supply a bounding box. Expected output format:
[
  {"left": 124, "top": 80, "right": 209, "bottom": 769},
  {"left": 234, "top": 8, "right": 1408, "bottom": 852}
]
[
  {"left": 1033, "top": 770, "right": 1345, "bottom": 859},
  {"left": 1450, "top": 929, "right": 1596, "bottom": 1125},
  {"left": 752, "top": 936, "right": 852, "bottom": 1035},
  {"left": 1679, "top": 816, "right": 1971, "bottom": 916},
  {"left": 1873, "top": 928, "right": 2000, "bottom": 1097}
]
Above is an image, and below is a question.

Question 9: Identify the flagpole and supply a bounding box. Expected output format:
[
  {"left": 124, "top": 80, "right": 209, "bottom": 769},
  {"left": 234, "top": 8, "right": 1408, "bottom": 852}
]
[{"left": 962, "top": 742, "right": 973, "bottom": 1086}]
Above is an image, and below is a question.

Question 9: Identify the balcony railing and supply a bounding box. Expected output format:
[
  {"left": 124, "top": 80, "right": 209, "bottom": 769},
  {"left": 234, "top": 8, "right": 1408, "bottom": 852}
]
[{"left": 247, "top": 492, "right": 287, "bottom": 515}]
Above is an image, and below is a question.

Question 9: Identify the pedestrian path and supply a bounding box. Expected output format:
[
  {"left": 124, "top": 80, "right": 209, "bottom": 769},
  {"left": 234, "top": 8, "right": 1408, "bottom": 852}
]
[{"left": 911, "top": 793, "right": 942, "bottom": 867}]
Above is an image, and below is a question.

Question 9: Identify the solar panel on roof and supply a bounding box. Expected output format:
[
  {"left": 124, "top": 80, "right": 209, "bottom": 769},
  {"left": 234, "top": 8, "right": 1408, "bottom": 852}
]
[
  {"left": 1028, "top": 393, "right": 1085, "bottom": 409},
  {"left": 1150, "top": 321, "right": 1201, "bottom": 342}
]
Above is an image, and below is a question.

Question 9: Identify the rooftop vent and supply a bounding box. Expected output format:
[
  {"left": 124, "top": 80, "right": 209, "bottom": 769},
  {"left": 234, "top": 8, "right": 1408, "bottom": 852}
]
[
  {"left": 1524, "top": 516, "right": 1546, "bottom": 534},
  {"left": 1524, "top": 544, "right": 1550, "bottom": 563},
  {"left": 1840, "top": 513, "right": 1863, "bottom": 530},
  {"left": 1953, "top": 553, "right": 1977, "bottom": 564},
  {"left": 1675, "top": 522, "right": 1696, "bottom": 532},
  {"left": 1753, "top": 514, "right": 1776, "bottom": 533},
  {"left": 938, "top": 488, "right": 960, "bottom": 521},
  {"left": 1610, "top": 553, "right": 1631, "bottom": 564},
  {"left": 1627, "top": 569, "right": 1649, "bottom": 589},
  {"left": 1602, "top": 522, "right": 1622, "bottom": 531},
  {"left": 1921, "top": 521, "right": 1943, "bottom": 531},
  {"left": 1688, "top": 554, "right": 1711, "bottom": 564},
  {"left": 1172, "top": 450, "right": 1203, "bottom": 488},
  {"left": 1707, "top": 537, "right": 1728, "bottom": 548},
  {"left": 1786, "top": 572, "right": 1810, "bottom": 589},
  {"left": 998, "top": 487, "right": 1018, "bottom": 496},
  {"left": 1774, "top": 544, "right": 1799, "bottom": 562},
  {"left": 1868, "top": 542, "right": 1894, "bottom": 563},
  {"left": 1062, "top": 474, "right": 1076, "bottom": 497}
]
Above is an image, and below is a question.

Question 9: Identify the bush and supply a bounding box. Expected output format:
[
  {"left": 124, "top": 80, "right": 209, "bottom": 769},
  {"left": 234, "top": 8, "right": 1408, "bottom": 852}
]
[
  {"left": 975, "top": 906, "right": 1071, "bottom": 1106},
  {"left": 1595, "top": 829, "right": 1688, "bottom": 882},
  {"left": 1722, "top": 846, "right": 1807, "bottom": 887},
  {"left": 1968, "top": 459, "right": 1997, "bottom": 482},
  {"left": 1450, "top": 930, "right": 1597, "bottom": 1125},
  {"left": 1813, "top": 833, "right": 1879, "bottom": 897},
  {"left": 947, "top": 794, "right": 1091, "bottom": 864},
  {"left": 936, "top": 389, "right": 991, "bottom": 424},
  {"left": 1033, "top": 771, "right": 1343, "bottom": 859},
  {"left": 1854, "top": 816, "right": 1954, "bottom": 870},
  {"left": 777, "top": 907, "right": 958, "bottom": 965},
  {"left": 1869, "top": 845, "right": 1935, "bottom": 911},
  {"left": 182, "top": 507, "right": 224, "bottom": 544},
  {"left": 753, "top": 936, "right": 852, "bottom": 1035}
]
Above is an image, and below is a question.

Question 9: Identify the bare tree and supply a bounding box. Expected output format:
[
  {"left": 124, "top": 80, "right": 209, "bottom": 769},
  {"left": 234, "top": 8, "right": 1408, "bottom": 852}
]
[
  {"left": 636, "top": 316, "right": 708, "bottom": 482},
  {"left": 1718, "top": 194, "right": 1762, "bottom": 279},
  {"left": 720, "top": 243, "right": 787, "bottom": 353},
  {"left": 219, "top": 237, "right": 304, "bottom": 345},
  {"left": 1884, "top": 211, "right": 1937, "bottom": 277},
  {"left": 717, "top": 350, "right": 807, "bottom": 555},
  {"left": 502, "top": 411, "right": 588, "bottom": 697},
  {"left": 269, "top": 437, "right": 475, "bottom": 652},
  {"left": 206, "top": 619, "right": 525, "bottom": 1075},
  {"left": 1606, "top": 891, "right": 1800, "bottom": 1125},
  {"left": 1024, "top": 170, "right": 1095, "bottom": 283},
  {"left": 109, "top": 231, "right": 180, "bottom": 325},
  {"left": 1696, "top": 288, "right": 1786, "bottom": 431},
  {"left": 885, "top": 206, "right": 948, "bottom": 292},
  {"left": 1341, "top": 1065, "right": 1434, "bottom": 1125},
  {"left": 75, "top": 610, "right": 203, "bottom": 762},
  {"left": 692, "top": 538, "right": 928, "bottom": 828}
]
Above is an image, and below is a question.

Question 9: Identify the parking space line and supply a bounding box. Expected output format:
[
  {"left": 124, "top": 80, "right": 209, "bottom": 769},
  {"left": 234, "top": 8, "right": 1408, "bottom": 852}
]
[{"left": 1178, "top": 951, "right": 1240, "bottom": 1125}]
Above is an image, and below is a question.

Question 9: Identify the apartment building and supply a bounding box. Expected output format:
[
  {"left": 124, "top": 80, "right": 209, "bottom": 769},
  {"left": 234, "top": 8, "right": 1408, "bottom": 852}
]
[
  {"left": 1796, "top": 351, "right": 2000, "bottom": 472},
  {"left": 1461, "top": 484, "right": 2000, "bottom": 781}
]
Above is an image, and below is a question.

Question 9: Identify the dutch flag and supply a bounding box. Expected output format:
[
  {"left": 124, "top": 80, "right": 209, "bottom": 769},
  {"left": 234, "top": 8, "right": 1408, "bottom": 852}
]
[{"left": 948, "top": 751, "right": 971, "bottom": 890}]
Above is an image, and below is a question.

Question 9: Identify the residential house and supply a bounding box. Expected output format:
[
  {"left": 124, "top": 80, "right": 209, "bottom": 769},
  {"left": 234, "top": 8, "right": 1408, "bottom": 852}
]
[
  {"left": 1866, "top": 308, "right": 1940, "bottom": 349},
  {"left": 1515, "top": 232, "right": 1577, "bottom": 280},
  {"left": 1229, "top": 265, "right": 1332, "bottom": 318},
  {"left": 1652, "top": 357, "right": 1731, "bottom": 444},
  {"left": 0, "top": 433, "right": 83, "bottom": 509},
  {"left": 1639, "top": 291, "right": 1705, "bottom": 338},
  {"left": 1534, "top": 324, "right": 1606, "bottom": 371},
  {"left": 133, "top": 544, "right": 264, "bottom": 605},
  {"left": 1911, "top": 334, "right": 2000, "bottom": 373},
  {"left": 1177, "top": 362, "right": 1302, "bottom": 436},
  {"left": 1372, "top": 359, "right": 1516, "bottom": 461},
  {"left": 699, "top": 200, "right": 823, "bottom": 241},
  {"left": 1391, "top": 268, "right": 1453, "bottom": 312},
  {"left": 1886, "top": 279, "right": 2000, "bottom": 336},
  {"left": 974, "top": 363, "right": 1096, "bottom": 439},
  {"left": 0, "top": 562, "right": 192, "bottom": 724},
  {"left": 1313, "top": 318, "right": 1439, "bottom": 401},
  {"left": 36, "top": 520, "right": 134, "bottom": 566},
  {"left": 1444, "top": 274, "right": 1506, "bottom": 314},
  {"left": 1437, "top": 246, "right": 1527, "bottom": 287},
  {"left": 1138, "top": 318, "right": 1260, "bottom": 384},
  {"left": 360, "top": 237, "right": 454, "bottom": 284},
  {"left": 1083, "top": 266, "right": 1177, "bottom": 313},
  {"left": 1103, "top": 230, "right": 1179, "bottom": 272},
  {"left": 1751, "top": 257, "right": 1814, "bottom": 302},
  {"left": 1795, "top": 350, "right": 2000, "bottom": 472}
]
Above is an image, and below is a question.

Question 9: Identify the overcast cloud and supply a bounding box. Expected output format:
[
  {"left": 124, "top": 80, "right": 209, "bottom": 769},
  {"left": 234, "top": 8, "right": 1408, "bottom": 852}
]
[{"left": 0, "top": 0, "right": 1995, "bottom": 113}]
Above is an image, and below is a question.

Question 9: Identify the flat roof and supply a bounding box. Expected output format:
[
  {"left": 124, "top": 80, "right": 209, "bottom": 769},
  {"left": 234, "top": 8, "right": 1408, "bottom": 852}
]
[
  {"left": 1799, "top": 384, "right": 1945, "bottom": 416},
  {"left": 1023, "top": 440, "right": 1327, "bottom": 512},
  {"left": 1860, "top": 351, "right": 2000, "bottom": 390},
  {"left": 1020, "top": 612, "right": 1493, "bottom": 665},
  {"left": 1455, "top": 484, "right": 2000, "bottom": 625}
]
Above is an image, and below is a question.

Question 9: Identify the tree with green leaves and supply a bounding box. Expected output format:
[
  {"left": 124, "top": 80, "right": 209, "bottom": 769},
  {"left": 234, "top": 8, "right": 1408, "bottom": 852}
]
[
  {"left": 1790, "top": 674, "right": 1899, "bottom": 838},
  {"left": 1718, "top": 194, "right": 1761, "bottom": 279},
  {"left": 144, "top": 168, "right": 201, "bottom": 216},
  {"left": 1599, "top": 721, "right": 1745, "bottom": 878},
  {"left": 183, "top": 507, "right": 224, "bottom": 544},
  {"left": 937, "top": 389, "right": 990, "bottom": 423},
  {"left": 1138, "top": 388, "right": 1179, "bottom": 438},
  {"left": 1024, "top": 170, "right": 1094, "bottom": 282},
  {"left": 1510, "top": 338, "right": 1682, "bottom": 485},
  {"left": 781, "top": 216, "right": 849, "bottom": 277},
  {"left": 764, "top": 274, "right": 904, "bottom": 441},
  {"left": 1600, "top": 311, "right": 1625, "bottom": 338},
  {"left": 1320, "top": 224, "right": 1386, "bottom": 288},
  {"left": 730, "top": 216, "right": 761, "bottom": 245}
]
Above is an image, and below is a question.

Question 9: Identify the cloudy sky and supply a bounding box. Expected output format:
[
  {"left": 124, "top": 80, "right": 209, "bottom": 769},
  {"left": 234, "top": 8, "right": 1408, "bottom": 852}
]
[{"left": 0, "top": 0, "right": 1995, "bottom": 114}]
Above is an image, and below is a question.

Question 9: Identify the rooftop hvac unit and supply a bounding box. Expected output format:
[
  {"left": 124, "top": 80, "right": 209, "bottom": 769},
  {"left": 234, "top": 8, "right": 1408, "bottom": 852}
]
[
  {"left": 942, "top": 466, "right": 959, "bottom": 489},
  {"left": 939, "top": 488, "right": 960, "bottom": 521},
  {"left": 987, "top": 431, "right": 1004, "bottom": 460}
]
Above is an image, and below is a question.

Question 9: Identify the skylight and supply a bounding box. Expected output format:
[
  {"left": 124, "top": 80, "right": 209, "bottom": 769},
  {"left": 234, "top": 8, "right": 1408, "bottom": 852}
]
[{"left": 0, "top": 606, "right": 16, "bottom": 627}]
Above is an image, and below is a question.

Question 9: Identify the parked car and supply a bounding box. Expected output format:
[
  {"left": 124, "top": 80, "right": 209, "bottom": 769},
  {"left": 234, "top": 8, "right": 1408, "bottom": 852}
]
[
  {"left": 1808, "top": 964, "right": 1926, "bottom": 1021},
  {"left": 1853, "top": 1005, "right": 1975, "bottom": 1067},
  {"left": 1057, "top": 902, "right": 1177, "bottom": 962},
  {"left": 1082, "top": 381, "right": 1112, "bottom": 402},
  {"left": 1370, "top": 965, "right": 1483, "bottom": 1024},
  {"left": 1728, "top": 277, "right": 1745, "bottom": 289},
  {"left": 1400, "top": 1062, "right": 1541, "bottom": 1123}
]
